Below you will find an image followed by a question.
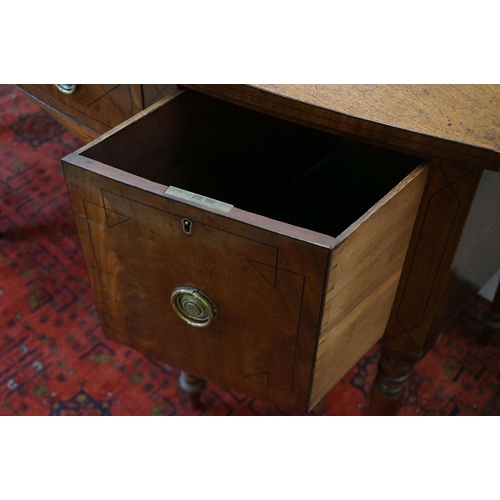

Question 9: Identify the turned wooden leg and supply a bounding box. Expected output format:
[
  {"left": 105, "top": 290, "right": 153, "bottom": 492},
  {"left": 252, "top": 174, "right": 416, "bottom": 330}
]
[
  {"left": 179, "top": 372, "right": 205, "bottom": 410},
  {"left": 478, "top": 280, "right": 500, "bottom": 347},
  {"left": 368, "top": 347, "right": 417, "bottom": 416}
]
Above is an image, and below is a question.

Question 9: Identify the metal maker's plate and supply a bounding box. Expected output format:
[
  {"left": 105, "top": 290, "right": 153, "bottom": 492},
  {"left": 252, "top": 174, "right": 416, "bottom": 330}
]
[{"left": 164, "top": 186, "right": 233, "bottom": 213}]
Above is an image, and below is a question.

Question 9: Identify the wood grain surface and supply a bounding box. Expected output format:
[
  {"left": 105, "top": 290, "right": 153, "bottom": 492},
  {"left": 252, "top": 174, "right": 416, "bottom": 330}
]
[
  {"left": 309, "top": 164, "right": 428, "bottom": 408},
  {"left": 423, "top": 166, "right": 500, "bottom": 353},
  {"left": 381, "top": 162, "right": 483, "bottom": 356},
  {"left": 443, "top": 168, "right": 500, "bottom": 309},
  {"left": 16, "top": 84, "right": 168, "bottom": 143},
  {"left": 185, "top": 84, "right": 500, "bottom": 171},
  {"left": 18, "top": 85, "right": 143, "bottom": 131},
  {"left": 253, "top": 85, "right": 500, "bottom": 154},
  {"left": 141, "top": 84, "right": 179, "bottom": 108},
  {"left": 63, "top": 160, "right": 331, "bottom": 410},
  {"left": 24, "top": 97, "right": 102, "bottom": 142}
]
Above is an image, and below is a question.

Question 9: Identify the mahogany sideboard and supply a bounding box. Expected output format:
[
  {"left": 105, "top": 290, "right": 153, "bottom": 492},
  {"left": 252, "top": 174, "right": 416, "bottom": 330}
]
[{"left": 19, "top": 84, "right": 500, "bottom": 415}]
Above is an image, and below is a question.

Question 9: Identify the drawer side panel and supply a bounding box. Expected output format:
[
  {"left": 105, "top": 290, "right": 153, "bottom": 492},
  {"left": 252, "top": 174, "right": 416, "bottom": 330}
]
[{"left": 309, "top": 164, "right": 428, "bottom": 409}]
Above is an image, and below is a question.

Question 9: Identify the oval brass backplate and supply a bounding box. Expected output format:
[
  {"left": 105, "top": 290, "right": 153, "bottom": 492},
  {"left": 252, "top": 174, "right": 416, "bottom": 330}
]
[{"left": 171, "top": 287, "right": 218, "bottom": 327}]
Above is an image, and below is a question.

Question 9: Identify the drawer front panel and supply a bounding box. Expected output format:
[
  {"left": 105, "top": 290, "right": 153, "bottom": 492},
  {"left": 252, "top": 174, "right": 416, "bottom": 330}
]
[
  {"left": 31, "top": 84, "right": 142, "bottom": 128},
  {"left": 17, "top": 84, "right": 143, "bottom": 134},
  {"left": 63, "top": 162, "right": 330, "bottom": 410}
]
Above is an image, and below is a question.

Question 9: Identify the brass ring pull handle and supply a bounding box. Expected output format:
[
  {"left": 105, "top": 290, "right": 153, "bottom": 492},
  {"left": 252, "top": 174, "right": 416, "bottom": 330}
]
[
  {"left": 171, "top": 287, "right": 218, "bottom": 327},
  {"left": 55, "top": 84, "right": 77, "bottom": 95}
]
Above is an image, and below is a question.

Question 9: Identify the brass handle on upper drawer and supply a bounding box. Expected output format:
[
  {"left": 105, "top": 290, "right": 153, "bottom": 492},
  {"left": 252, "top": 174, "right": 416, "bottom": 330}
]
[
  {"left": 171, "top": 287, "right": 218, "bottom": 327},
  {"left": 55, "top": 84, "right": 77, "bottom": 95}
]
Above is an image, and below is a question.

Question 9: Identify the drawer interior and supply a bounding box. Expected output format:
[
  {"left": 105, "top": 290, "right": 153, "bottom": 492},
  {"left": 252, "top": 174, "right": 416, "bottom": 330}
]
[{"left": 80, "top": 90, "right": 423, "bottom": 237}]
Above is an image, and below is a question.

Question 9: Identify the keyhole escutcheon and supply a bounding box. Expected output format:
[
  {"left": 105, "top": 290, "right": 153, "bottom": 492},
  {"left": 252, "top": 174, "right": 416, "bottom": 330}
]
[{"left": 182, "top": 218, "right": 192, "bottom": 235}]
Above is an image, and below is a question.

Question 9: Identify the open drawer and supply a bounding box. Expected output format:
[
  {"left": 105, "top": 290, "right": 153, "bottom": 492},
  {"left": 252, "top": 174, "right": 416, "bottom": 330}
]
[{"left": 62, "top": 87, "right": 428, "bottom": 411}]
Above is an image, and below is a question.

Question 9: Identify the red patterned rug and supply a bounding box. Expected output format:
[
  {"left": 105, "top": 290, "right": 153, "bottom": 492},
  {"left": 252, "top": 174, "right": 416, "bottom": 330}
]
[{"left": 1, "top": 84, "right": 499, "bottom": 416}]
